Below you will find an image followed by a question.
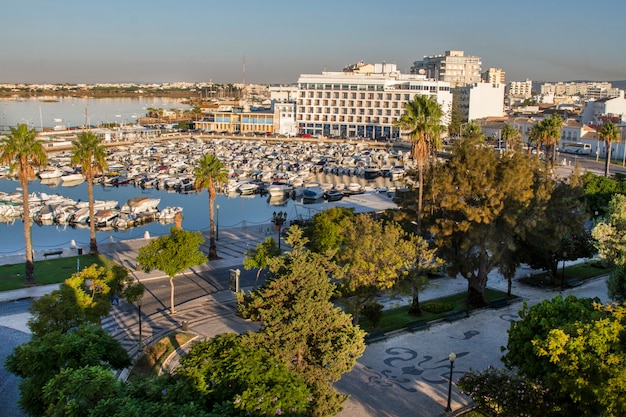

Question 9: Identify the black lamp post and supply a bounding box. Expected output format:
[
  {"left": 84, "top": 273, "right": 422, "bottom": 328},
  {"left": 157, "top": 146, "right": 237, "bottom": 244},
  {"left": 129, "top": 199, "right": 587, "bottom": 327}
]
[
  {"left": 216, "top": 204, "right": 220, "bottom": 241},
  {"left": 561, "top": 251, "right": 567, "bottom": 291},
  {"left": 137, "top": 297, "right": 143, "bottom": 351},
  {"left": 272, "top": 211, "right": 287, "bottom": 250},
  {"left": 445, "top": 352, "right": 457, "bottom": 412}
]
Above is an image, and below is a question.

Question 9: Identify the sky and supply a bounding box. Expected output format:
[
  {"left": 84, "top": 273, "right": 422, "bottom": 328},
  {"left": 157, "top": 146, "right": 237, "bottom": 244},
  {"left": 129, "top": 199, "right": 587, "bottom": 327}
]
[{"left": 2, "top": 0, "right": 625, "bottom": 85}]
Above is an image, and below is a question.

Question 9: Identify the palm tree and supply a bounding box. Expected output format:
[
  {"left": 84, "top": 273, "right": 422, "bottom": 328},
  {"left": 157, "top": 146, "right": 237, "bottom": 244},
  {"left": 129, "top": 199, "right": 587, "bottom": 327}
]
[
  {"left": 528, "top": 122, "right": 546, "bottom": 160},
  {"left": 501, "top": 123, "right": 521, "bottom": 151},
  {"left": 0, "top": 124, "right": 47, "bottom": 285},
  {"left": 71, "top": 131, "right": 108, "bottom": 254},
  {"left": 194, "top": 153, "right": 228, "bottom": 258},
  {"left": 462, "top": 121, "right": 485, "bottom": 141},
  {"left": 542, "top": 114, "right": 563, "bottom": 168},
  {"left": 395, "top": 95, "right": 443, "bottom": 235},
  {"left": 599, "top": 120, "right": 621, "bottom": 177}
]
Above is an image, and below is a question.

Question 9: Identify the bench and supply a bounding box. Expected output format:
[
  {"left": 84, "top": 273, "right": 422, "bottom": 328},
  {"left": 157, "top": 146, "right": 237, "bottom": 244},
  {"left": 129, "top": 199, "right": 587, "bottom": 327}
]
[
  {"left": 444, "top": 311, "right": 467, "bottom": 322},
  {"left": 43, "top": 250, "right": 63, "bottom": 258},
  {"left": 407, "top": 320, "right": 430, "bottom": 332},
  {"left": 566, "top": 279, "right": 583, "bottom": 288},
  {"left": 364, "top": 331, "right": 387, "bottom": 345},
  {"left": 490, "top": 298, "right": 509, "bottom": 309}
]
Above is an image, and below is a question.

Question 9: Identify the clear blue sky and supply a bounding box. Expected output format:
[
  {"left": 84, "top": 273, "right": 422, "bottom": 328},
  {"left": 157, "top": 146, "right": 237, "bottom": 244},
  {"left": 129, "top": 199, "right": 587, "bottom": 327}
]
[{"left": 3, "top": 0, "right": 625, "bottom": 85}]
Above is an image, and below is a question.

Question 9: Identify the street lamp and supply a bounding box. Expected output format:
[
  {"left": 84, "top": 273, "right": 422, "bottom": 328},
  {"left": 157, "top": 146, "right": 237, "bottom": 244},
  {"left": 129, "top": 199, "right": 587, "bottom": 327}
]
[
  {"left": 561, "top": 251, "right": 567, "bottom": 291},
  {"left": 272, "top": 211, "right": 287, "bottom": 250},
  {"left": 137, "top": 297, "right": 143, "bottom": 351},
  {"left": 216, "top": 204, "right": 220, "bottom": 241},
  {"left": 445, "top": 352, "right": 457, "bottom": 412}
]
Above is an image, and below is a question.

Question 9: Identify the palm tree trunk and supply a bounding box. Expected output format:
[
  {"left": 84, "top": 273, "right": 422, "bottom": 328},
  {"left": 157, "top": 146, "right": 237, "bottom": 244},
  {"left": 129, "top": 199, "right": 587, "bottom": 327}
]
[
  {"left": 208, "top": 186, "right": 217, "bottom": 259},
  {"left": 417, "top": 164, "right": 423, "bottom": 236},
  {"left": 21, "top": 177, "right": 35, "bottom": 285},
  {"left": 87, "top": 168, "right": 98, "bottom": 254},
  {"left": 605, "top": 142, "right": 612, "bottom": 177},
  {"left": 170, "top": 277, "right": 175, "bottom": 314}
]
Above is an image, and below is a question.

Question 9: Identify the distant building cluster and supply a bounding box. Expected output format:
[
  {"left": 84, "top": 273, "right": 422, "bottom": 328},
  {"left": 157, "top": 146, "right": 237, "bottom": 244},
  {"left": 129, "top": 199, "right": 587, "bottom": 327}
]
[{"left": 5, "top": 48, "right": 626, "bottom": 156}]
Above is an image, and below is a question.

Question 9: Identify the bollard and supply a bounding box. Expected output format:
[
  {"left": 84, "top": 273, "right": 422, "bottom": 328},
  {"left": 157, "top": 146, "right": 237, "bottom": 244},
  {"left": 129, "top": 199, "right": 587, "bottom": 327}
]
[{"left": 144, "top": 231, "right": 150, "bottom": 239}]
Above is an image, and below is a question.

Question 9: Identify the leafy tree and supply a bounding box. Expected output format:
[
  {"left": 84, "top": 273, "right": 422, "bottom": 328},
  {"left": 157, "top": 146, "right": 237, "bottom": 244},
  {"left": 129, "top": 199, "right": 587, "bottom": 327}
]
[
  {"left": 337, "top": 214, "right": 424, "bottom": 323},
  {"left": 427, "top": 138, "right": 540, "bottom": 307},
  {"left": 28, "top": 264, "right": 137, "bottom": 335},
  {"left": 0, "top": 123, "right": 47, "bottom": 284},
  {"left": 243, "top": 236, "right": 280, "bottom": 286},
  {"left": 599, "top": 120, "right": 621, "bottom": 177},
  {"left": 193, "top": 153, "right": 228, "bottom": 259},
  {"left": 237, "top": 228, "right": 366, "bottom": 417},
  {"left": 395, "top": 95, "right": 443, "bottom": 234},
  {"left": 503, "top": 297, "right": 626, "bottom": 417},
  {"left": 5, "top": 325, "right": 131, "bottom": 417},
  {"left": 137, "top": 227, "right": 207, "bottom": 314},
  {"left": 458, "top": 366, "right": 557, "bottom": 417},
  {"left": 303, "top": 206, "right": 354, "bottom": 254},
  {"left": 461, "top": 120, "right": 485, "bottom": 141},
  {"left": 176, "top": 333, "right": 312, "bottom": 416},
  {"left": 593, "top": 194, "right": 626, "bottom": 300},
  {"left": 71, "top": 131, "right": 108, "bottom": 254},
  {"left": 42, "top": 365, "right": 120, "bottom": 417},
  {"left": 580, "top": 171, "right": 626, "bottom": 217}
]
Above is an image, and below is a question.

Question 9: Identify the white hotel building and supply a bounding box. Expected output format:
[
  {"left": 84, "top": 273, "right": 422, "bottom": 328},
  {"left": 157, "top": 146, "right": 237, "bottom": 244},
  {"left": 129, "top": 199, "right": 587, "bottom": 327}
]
[{"left": 296, "top": 62, "right": 453, "bottom": 139}]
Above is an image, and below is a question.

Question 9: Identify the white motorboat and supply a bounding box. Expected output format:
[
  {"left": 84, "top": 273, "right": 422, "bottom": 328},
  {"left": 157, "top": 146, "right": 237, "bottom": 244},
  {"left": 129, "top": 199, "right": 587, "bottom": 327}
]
[
  {"left": 302, "top": 186, "right": 324, "bottom": 201},
  {"left": 120, "top": 196, "right": 161, "bottom": 214},
  {"left": 38, "top": 168, "right": 62, "bottom": 179},
  {"left": 268, "top": 182, "right": 292, "bottom": 197},
  {"left": 238, "top": 183, "right": 259, "bottom": 195}
]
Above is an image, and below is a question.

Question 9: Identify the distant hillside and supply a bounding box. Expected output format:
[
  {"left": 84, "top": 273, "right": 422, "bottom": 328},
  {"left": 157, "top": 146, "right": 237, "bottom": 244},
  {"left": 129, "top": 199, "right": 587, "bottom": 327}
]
[{"left": 611, "top": 80, "right": 626, "bottom": 90}]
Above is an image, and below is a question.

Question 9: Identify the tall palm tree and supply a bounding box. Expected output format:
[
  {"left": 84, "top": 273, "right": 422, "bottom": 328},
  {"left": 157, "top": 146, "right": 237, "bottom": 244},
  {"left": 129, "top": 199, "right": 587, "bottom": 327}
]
[
  {"left": 0, "top": 124, "right": 47, "bottom": 285},
  {"left": 528, "top": 122, "right": 547, "bottom": 160},
  {"left": 599, "top": 120, "right": 621, "bottom": 177},
  {"left": 71, "top": 131, "right": 108, "bottom": 254},
  {"left": 501, "top": 123, "right": 521, "bottom": 151},
  {"left": 194, "top": 153, "right": 228, "bottom": 258},
  {"left": 395, "top": 95, "right": 443, "bottom": 235},
  {"left": 462, "top": 121, "right": 485, "bottom": 141},
  {"left": 542, "top": 114, "right": 563, "bottom": 168}
]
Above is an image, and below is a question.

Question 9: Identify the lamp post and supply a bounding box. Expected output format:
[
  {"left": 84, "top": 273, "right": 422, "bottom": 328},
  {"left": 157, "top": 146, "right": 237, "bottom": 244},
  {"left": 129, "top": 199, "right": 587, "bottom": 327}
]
[
  {"left": 272, "top": 211, "right": 287, "bottom": 250},
  {"left": 137, "top": 297, "right": 143, "bottom": 351},
  {"left": 445, "top": 352, "right": 457, "bottom": 413},
  {"left": 216, "top": 204, "right": 220, "bottom": 241},
  {"left": 561, "top": 251, "right": 567, "bottom": 291}
]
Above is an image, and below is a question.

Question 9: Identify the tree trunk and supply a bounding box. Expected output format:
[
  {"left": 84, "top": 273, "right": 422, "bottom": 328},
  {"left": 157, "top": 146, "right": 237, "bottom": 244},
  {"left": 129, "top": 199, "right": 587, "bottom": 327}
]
[
  {"left": 20, "top": 177, "right": 35, "bottom": 285},
  {"left": 169, "top": 277, "right": 175, "bottom": 314},
  {"left": 408, "top": 291, "right": 422, "bottom": 316},
  {"left": 605, "top": 143, "right": 612, "bottom": 177},
  {"left": 417, "top": 164, "right": 423, "bottom": 236},
  {"left": 208, "top": 186, "right": 217, "bottom": 259},
  {"left": 87, "top": 168, "right": 98, "bottom": 254}
]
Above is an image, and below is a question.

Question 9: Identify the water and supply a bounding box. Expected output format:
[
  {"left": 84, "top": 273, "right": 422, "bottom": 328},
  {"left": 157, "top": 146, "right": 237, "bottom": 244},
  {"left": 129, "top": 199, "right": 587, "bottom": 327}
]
[{"left": 0, "top": 96, "right": 191, "bottom": 131}]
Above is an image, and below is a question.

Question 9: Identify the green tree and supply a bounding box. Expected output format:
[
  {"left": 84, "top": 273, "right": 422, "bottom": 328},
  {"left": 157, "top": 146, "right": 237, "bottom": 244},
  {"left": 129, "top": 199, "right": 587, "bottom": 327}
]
[
  {"left": 599, "top": 120, "right": 621, "bottom": 177},
  {"left": 71, "top": 131, "right": 108, "bottom": 254},
  {"left": 5, "top": 325, "right": 131, "bottom": 417},
  {"left": 0, "top": 123, "right": 47, "bottom": 284},
  {"left": 395, "top": 94, "right": 443, "bottom": 235},
  {"left": 461, "top": 120, "right": 485, "bottom": 141},
  {"left": 303, "top": 206, "right": 354, "bottom": 255},
  {"left": 581, "top": 171, "right": 626, "bottom": 216},
  {"left": 193, "top": 153, "right": 228, "bottom": 259},
  {"left": 503, "top": 296, "right": 625, "bottom": 417},
  {"left": 542, "top": 114, "right": 563, "bottom": 168},
  {"left": 243, "top": 236, "right": 280, "bottom": 286},
  {"left": 237, "top": 228, "right": 366, "bottom": 417},
  {"left": 176, "top": 333, "right": 312, "bottom": 416},
  {"left": 137, "top": 227, "right": 207, "bottom": 314},
  {"left": 593, "top": 194, "right": 626, "bottom": 300},
  {"left": 337, "top": 214, "right": 422, "bottom": 323},
  {"left": 427, "top": 138, "right": 539, "bottom": 307}
]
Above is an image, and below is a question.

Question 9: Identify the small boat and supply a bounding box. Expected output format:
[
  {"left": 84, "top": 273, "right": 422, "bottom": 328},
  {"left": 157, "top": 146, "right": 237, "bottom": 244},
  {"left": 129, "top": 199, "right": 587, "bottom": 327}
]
[
  {"left": 268, "top": 182, "right": 292, "bottom": 197},
  {"left": 120, "top": 196, "right": 161, "bottom": 214},
  {"left": 302, "top": 186, "right": 324, "bottom": 201},
  {"left": 38, "top": 168, "right": 62, "bottom": 179},
  {"left": 238, "top": 183, "right": 259, "bottom": 195},
  {"left": 324, "top": 190, "right": 344, "bottom": 201},
  {"left": 92, "top": 209, "right": 119, "bottom": 227},
  {"left": 61, "top": 172, "right": 85, "bottom": 183}
]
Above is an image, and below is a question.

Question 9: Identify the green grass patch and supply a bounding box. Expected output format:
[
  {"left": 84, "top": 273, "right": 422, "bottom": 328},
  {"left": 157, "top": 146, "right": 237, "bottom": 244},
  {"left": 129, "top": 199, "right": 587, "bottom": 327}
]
[
  {"left": 519, "top": 260, "right": 609, "bottom": 288},
  {"left": 359, "top": 288, "right": 511, "bottom": 333},
  {"left": 0, "top": 255, "right": 117, "bottom": 291},
  {"left": 129, "top": 332, "right": 196, "bottom": 379}
]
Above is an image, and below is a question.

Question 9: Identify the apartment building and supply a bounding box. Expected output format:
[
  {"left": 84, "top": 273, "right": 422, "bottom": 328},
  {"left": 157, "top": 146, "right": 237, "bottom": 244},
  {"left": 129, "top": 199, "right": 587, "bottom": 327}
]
[
  {"left": 410, "top": 50, "right": 482, "bottom": 87},
  {"left": 454, "top": 82, "right": 505, "bottom": 122},
  {"left": 482, "top": 68, "right": 506, "bottom": 85},
  {"left": 296, "top": 62, "right": 453, "bottom": 139},
  {"left": 508, "top": 79, "right": 533, "bottom": 99}
]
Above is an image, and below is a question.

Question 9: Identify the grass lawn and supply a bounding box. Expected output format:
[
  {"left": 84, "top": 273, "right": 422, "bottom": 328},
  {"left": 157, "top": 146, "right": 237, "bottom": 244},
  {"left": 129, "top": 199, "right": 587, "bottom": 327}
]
[
  {"left": 359, "top": 288, "right": 512, "bottom": 334},
  {"left": 0, "top": 255, "right": 118, "bottom": 291},
  {"left": 129, "top": 332, "right": 196, "bottom": 379},
  {"left": 519, "top": 260, "right": 609, "bottom": 288}
]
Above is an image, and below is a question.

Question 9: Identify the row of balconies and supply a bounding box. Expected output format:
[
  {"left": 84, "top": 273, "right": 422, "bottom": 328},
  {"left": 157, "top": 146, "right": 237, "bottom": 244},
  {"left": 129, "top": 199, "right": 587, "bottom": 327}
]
[
  {"left": 297, "top": 100, "right": 404, "bottom": 109},
  {"left": 300, "top": 91, "right": 412, "bottom": 101},
  {"left": 298, "top": 107, "right": 402, "bottom": 116},
  {"left": 296, "top": 114, "right": 395, "bottom": 124}
]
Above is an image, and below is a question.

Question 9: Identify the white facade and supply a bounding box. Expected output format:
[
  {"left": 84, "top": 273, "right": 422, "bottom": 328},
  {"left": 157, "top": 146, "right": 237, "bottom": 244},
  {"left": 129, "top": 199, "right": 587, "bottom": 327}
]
[
  {"left": 296, "top": 63, "right": 453, "bottom": 139},
  {"left": 483, "top": 68, "right": 505, "bottom": 85},
  {"left": 581, "top": 94, "right": 626, "bottom": 124},
  {"left": 272, "top": 101, "right": 298, "bottom": 137},
  {"left": 269, "top": 85, "right": 298, "bottom": 103},
  {"left": 508, "top": 79, "right": 533, "bottom": 98},
  {"left": 411, "top": 50, "right": 482, "bottom": 87},
  {"left": 454, "top": 83, "right": 505, "bottom": 121}
]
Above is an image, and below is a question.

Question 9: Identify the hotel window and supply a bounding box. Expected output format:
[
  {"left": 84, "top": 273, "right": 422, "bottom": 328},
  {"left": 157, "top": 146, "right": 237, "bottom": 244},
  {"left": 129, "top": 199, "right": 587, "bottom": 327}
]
[
  {"left": 376, "top": 93, "right": 383, "bottom": 100},
  {"left": 343, "top": 92, "right": 348, "bottom": 99},
  {"left": 351, "top": 93, "right": 357, "bottom": 99}
]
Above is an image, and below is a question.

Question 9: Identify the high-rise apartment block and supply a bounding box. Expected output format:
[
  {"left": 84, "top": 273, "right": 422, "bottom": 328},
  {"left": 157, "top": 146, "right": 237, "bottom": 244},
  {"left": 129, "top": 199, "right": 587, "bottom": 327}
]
[
  {"left": 410, "top": 50, "right": 482, "bottom": 87},
  {"left": 508, "top": 80, "right": 533, "bottom": 98},
  {"left": 482, "top": 68, "right": 506, "bottom": 85}
]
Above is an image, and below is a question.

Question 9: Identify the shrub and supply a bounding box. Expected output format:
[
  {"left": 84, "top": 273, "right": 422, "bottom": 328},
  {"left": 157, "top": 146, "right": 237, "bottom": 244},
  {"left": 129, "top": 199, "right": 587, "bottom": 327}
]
[
  {"left": 421, "top": 301, "right": 453, "bottom": 314},
  {"left": 361, "top": 302, "right": 384, "bottom": 328}
]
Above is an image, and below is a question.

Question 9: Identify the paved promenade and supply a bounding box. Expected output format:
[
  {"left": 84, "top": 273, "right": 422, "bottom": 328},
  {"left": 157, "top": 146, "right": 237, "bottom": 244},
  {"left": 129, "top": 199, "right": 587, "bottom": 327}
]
[{"left": 0, "top": 223, "right": 610, "bottom": 417}]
